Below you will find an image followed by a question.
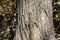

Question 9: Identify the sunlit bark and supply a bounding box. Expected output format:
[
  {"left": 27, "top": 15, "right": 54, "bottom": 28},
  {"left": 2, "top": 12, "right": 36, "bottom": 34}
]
[{"left": 14, "top": 0, "right": 56, "bottom": 40}]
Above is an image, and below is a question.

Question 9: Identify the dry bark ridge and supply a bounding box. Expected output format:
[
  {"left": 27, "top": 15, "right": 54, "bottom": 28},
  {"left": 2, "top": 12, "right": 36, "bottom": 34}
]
[{"left": 14, "top": 0, "right": 56, "bottom": 40}]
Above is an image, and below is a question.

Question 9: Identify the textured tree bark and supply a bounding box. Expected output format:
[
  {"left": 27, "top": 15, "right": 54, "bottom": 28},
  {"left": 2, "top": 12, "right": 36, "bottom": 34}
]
[{"left": 14, "top": 0, "right": 56, "bottom": 40}]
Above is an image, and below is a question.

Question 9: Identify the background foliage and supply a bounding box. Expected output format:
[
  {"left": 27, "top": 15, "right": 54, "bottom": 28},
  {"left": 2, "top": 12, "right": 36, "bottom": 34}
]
[
  {"left": 0, "top": 0, "right": 16, "bottom": 40},
  {"left": 0, "top": 0, "right": 60, "bottom": 40},
  {"left": 53, "top": 0, "right": 60, "bottom": 40}
]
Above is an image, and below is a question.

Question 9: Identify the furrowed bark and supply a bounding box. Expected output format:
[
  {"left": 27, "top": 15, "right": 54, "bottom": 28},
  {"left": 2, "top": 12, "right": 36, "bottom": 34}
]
[{"left": 14, "top": 0, "right": 56, "bottom": 40}]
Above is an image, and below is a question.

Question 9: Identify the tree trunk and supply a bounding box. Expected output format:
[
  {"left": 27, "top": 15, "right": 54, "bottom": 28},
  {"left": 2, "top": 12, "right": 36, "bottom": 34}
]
[{"left": 14, "top": 0, "right": 56, "bottom": 40}]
